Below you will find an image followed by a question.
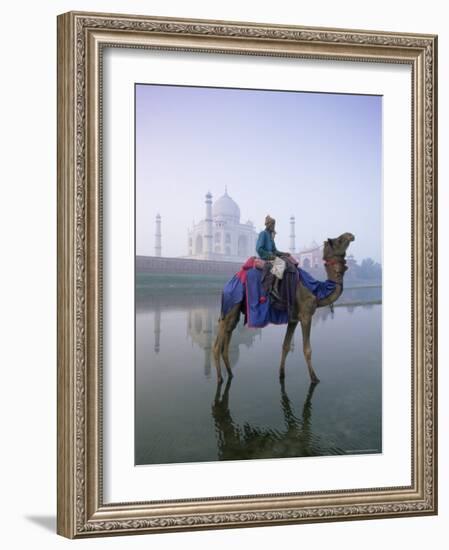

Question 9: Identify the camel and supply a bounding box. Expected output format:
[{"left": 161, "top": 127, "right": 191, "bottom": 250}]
[{"left": 212, "top": 232, "right": 355, "bottom": 383}]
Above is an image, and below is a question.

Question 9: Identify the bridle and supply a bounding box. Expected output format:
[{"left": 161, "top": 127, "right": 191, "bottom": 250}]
[
  {"left": 323, "top": 257, "right": 341, "bottom": 266},
  {"left": 320, "top": 235, "right": 354, "bottom": 291},
  {"left": 323, "top": 254, "right": 347, "bottom": 286}
]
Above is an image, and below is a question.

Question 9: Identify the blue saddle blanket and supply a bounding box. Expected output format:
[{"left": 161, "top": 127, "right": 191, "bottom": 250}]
[{"left": 221, "top": 265, "right": 337, "bottom": 328}]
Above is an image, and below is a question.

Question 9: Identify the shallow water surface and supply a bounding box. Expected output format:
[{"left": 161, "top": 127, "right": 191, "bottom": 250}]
[{"left": 135, "top": 290, "right": 382, "bottom": 465}]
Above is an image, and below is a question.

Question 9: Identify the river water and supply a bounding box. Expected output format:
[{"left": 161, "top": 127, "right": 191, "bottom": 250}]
[{"left": 135, "top": 286, "right": 382, "bottom": 465}]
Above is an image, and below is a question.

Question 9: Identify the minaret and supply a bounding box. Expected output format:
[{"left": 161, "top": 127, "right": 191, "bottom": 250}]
[
  {"left": 155, "top": 213, "right": 162, "bottom": 257},
  {"left": 289, "top": 215, "right": 296, "bottom": 254},
  {"left": 204, "top": 192, "right": 213, "bottom": 259}
]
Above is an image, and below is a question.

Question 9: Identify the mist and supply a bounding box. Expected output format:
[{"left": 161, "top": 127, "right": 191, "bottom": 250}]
[{"left": 136, "top": 84, "right": 382, "bottom": 263}]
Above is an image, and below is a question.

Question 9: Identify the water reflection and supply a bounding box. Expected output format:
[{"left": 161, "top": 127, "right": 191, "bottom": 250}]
[
  {"left": 188, "top": 307, "right": 261, "bottom": 377},
  {"left": 212, "top": 379, "right": 344, "bottom": 460},
  {"left": 154, "top": 308, "right": 161, "bottom": 354},
  {"left": 148, "top": 296, "right": 375, "bottom": 377},
  {"left": 135, "top": 289, "right": 382, "bottom": 465}
]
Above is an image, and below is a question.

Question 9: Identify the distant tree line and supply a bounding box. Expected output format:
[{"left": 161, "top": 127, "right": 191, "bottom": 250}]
[
  {"left": 348, "top": 257, "right": 382, "bottom": 282},
  {"left": 306, "top": 255, "right": 382, "bottom": 283}
]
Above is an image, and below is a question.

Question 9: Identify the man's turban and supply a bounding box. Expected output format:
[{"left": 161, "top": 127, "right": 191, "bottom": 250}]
[{"left": 265, "top": 215, "right": 276, "bottom": 227}]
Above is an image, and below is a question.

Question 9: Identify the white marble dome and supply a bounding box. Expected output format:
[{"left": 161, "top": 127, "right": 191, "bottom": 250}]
[
  {"left": 212, "top": 189, "right": 240, "bottom": 222},
  {"left": 187, "top": 189, "right": 257, "bottom": 262}
]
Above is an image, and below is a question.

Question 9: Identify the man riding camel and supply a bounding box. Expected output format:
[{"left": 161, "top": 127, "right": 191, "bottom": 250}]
[{"left": 256, "top": 215, "right": 293, "bottom": 302}]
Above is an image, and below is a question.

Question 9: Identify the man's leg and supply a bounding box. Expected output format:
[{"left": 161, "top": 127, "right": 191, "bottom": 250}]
[
  {"left": 270, "top": 274, "right": 283, "bottom": 301},
  {"left": 271, "top": 257, "right": 286, "bottom": 300}
]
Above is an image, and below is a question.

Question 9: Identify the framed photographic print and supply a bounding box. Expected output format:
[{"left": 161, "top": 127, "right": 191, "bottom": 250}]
[{"left": 57, "top": 11, "right": 438, "bottom": 538}]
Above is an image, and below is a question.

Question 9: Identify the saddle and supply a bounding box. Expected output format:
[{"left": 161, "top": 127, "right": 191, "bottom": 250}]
[{"left": 260, "top": 255, "right": 299, "bottom": 313}]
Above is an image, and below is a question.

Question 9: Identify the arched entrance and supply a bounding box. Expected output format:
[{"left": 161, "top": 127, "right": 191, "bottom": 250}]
[
  {"left": 302, "top": 257, "right": 311, "bottom": 270},
  {"left": 238, "top": 235, "right": 248, "bottom": 257},
  {"left": 195, "top": 235, "right": 203, "bottom": 254}
]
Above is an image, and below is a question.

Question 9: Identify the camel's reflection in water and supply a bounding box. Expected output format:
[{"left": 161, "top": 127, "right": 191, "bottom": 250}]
[{"left": 212, "top": 380, "right": 344, "bottom": 460}]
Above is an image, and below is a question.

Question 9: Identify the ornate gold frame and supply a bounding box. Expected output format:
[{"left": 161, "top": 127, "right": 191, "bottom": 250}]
[{"left": 57, "top": 10, "right": 438, "bottom": 538}]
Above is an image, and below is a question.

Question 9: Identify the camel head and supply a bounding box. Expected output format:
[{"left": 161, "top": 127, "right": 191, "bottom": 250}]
[
  {"left": 323, "top": 232, "right": 355, "bottom": 259},
  {"left": 322, "top": 233, "right": 355, "bottom": 283}
]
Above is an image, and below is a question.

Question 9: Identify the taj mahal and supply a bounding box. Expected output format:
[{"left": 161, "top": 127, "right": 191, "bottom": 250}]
[
  {"left": 152, "top": 188, "right": 323, "bottom": 268},
  {"left": 187, "top": 188, "right": 258, "bottom": 262}
]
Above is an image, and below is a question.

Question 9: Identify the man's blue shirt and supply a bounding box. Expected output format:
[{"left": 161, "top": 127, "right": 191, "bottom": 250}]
[{"left": 256, "top": 229, "right": 278, "bottom": 259}]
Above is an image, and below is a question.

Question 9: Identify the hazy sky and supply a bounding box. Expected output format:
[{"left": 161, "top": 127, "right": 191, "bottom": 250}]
[{"left": 136, "top": 84, "right": 382, "bottom": 263}]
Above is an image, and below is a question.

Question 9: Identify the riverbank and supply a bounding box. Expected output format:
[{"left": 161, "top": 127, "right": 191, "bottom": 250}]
[{"left": 136, "top": 271, "right": 381, "bottom": 293}]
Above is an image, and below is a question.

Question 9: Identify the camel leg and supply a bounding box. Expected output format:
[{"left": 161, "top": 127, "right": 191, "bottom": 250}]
[
  {"left": 223, "top": 305, "right": 241, "bottom": 378},
  {"left": 300, "top": 317, "right": 320, "bottom": 384},
  {"left": 212, "top": 320, "right": 225, "bottom": 383},
  {"left": 279, "top": 321, "right": 298, "bottom": 379},
  {"left": 213, "top": 305, "right": 240, "bottom": 382},
  {"left": 222, "top": 329, "right": 234, "bottom": 378}
]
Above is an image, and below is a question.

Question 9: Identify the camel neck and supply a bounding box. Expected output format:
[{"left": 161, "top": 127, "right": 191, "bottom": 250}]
[
  {"left": 317, "top": 258, "right": 345, "bottom": 307},
  {"left": 323, "top": 260, "right": 342, "bottom": 283},
  {"left": 316, "top": 282, "right": 343, "bottom": 307}
]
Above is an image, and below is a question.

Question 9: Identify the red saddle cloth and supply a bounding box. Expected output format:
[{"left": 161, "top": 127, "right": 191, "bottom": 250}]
[{"left": 236, "top": 256, "right": 265, "bottom": 284}]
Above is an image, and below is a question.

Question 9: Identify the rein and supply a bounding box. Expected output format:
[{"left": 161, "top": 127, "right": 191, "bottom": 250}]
[
  {"left": 323, "top": 257, "right": 340, "bottom": 266},
  {"left": 323, "top": 255, "right": 346, "bottom": 288},
  {"left": 323, "top": 256, "right": 346, "bottom": 268}
]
